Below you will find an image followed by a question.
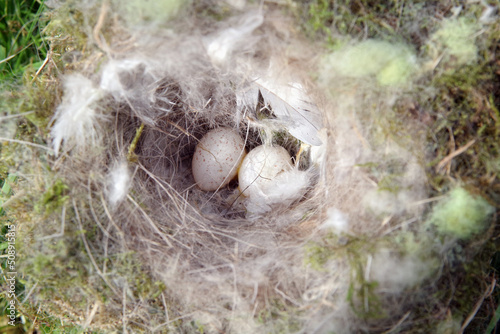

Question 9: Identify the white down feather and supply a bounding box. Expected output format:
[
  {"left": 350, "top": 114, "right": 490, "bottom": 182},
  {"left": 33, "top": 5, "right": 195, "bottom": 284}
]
[{"left": 51, "top": 74, "right": 103, "bottom": 155}]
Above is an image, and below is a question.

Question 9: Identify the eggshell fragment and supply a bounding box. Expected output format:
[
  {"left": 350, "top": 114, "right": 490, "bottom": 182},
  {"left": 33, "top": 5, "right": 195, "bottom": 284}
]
[
  {"left": 238, "top": 145, "right": 292, "bottom": 198},
  {"left": 192, "top": 127, "right": 246, "bottom": 191}
]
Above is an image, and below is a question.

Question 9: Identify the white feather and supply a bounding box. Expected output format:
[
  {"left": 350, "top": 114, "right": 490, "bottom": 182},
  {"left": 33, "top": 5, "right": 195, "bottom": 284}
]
[
  {"left": 370, "top": 249, "right": 431, "bottom": 292},
  {"left": 51, "top": 74, "right": 103, "bottom": 155},
  {"left": 100, "top": 59, "right": 147, "bottom": 98},
  {"left": 245, "top": 169, "right": 311, "bottom": 215},
  {"left": 238, "top": 78, "right": 323, "bottom": 146},
  {"left": 100, "top": 58, "right": 160, "bottom": 124},
  {"left": 205, "top": 12, "right": 263, "bottom": 65},
  {"left": 479, "top": 2, "right": 497, "bottom": 24},
  {"left": 107, "top": 161, "right": 131, "bottom": 206},
  {"left": 321, "top": 208, "right": 349, "bottom": 233}
]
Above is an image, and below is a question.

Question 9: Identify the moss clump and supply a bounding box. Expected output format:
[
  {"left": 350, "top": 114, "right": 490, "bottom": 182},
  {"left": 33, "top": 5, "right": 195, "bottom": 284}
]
[
  {"left": 303, "top": 0, "right": 402, "bottom": 40},
  {"left": 323, "top": 39, "right": 417, "bottom": 86},
  {"left": 304, "top": 232, "right": 340, "bottom": 271},
  {"left": 35, "top": 179, "right": 69, "bottom": 215},
  {"left": 429, "top": 63, "right": 500, "bottom": 187},
  {"left": 305, "top": 235, "right": 387, "bottom": 319},
  {"left": 428, "top": 187, "right": 494, "bottom": 239},
  {"left": 430, "top": 17, "right": 479, "bottom": 66},
  {"left": 113, "top": 0, "right": 186, "bottom": 25},
  {"left": 256, "top": 298, "right": 302, "bottom": 334}
]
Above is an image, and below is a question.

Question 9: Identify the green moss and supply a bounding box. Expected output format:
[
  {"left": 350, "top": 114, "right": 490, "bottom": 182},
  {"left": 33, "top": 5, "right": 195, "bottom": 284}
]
[
  {"left": 189, "top": 320, "right": 206, "bottom": 334},
  {"left": 428, "top": 187, "right": 494, "bottom": 239},
  {"left": 430, "top": 17, "right": 479, "bottom": 66},
  {"left": 424, "top": 18, "right": 499, "bottom": 203},
  {"left": 304, "top": 232, "right": 338, "bottom": 270},
  {"left": 19, "top": 76, "right": 61, "bottom": 133},
  {"left": 13, "top": 233, "right": 92, "bottom": 331},
  {"left": 192, "top": 1, "right": 234, "bottom": 22},
  {"left": 323, "top": 39, "right": 417, "bottom": 86},
  {"left": 15, "top": 208, "right": 170, "bottom": 331},
  {"left": 35, "top": 179, "right": 69, "bottom": 215},
  {"left": 345, "top": 241, "right": 386, "bottom": 319},
  {"left": 347, "top": 273, "right": 384, "bottom": 320},
  {"left": 112, "top": 251, "right": 167, "bottom": 301},
  {"left": 42, "top": 7, "right": 89, "bottom": 59},
  {"left": 37, "top": 320, "right": 86, "bottom": 334},
  {"left": 256, "top": 298, "right": 302, "bottom": 333},
  {"left": 305, "top": 234, "right": 387, "bottom": 319},
  {"left": 302, "top": 0, "right": 402, "bottom": 40},
  {"left": 114, "top": 0, "right": 187, "bottom": 25}
]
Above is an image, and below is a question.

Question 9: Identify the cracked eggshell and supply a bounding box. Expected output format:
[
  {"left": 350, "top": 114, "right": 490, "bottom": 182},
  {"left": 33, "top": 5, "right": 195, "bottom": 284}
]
[
  {"left": 192, "top": 127, "right": 246, "bottom": 191},
  {"left": 238, "top": 145, "right": 292, "bottom": 198}
]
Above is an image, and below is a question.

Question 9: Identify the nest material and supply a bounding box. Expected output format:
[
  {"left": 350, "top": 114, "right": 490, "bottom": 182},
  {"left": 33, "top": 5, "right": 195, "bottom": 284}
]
[
  {"left": 11, "top": 1, "right": 467, "bottom": 333},
  {"left": 53, "top": 6, "right": 332, "bottom": 332}
]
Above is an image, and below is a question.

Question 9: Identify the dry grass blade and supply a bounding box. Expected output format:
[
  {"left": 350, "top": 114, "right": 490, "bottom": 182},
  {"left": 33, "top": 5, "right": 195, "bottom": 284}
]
[
  {"left": 436, "top": 139, "right": 476, "bottom": 173},
  {"left": 382, "top": 311, "right": 411, "bottom": 334},
  {"left": 0, "top": 137, "right": 54, "bottom": 152}
]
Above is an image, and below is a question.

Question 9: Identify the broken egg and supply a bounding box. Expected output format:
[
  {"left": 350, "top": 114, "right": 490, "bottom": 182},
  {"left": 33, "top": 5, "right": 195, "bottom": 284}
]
[
  {"left": 192, "top": 127, "right": 246, "bottom": 191},
  {"left": 238, "top": 145, "right": 293, "bottom": 198}
]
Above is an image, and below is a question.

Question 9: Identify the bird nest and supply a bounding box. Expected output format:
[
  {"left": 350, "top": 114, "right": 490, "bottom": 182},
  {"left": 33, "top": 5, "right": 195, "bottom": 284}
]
[{"left": 4, "top": 0, "right": 498, "bottom": 333}]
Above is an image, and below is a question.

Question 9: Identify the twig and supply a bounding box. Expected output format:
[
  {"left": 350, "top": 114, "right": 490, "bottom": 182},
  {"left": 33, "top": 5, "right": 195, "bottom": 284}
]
[
  {"left": 31, "top": 50, "right": 52, "bottom": 83},
  {"left": 122, "top": 281, "right": 128, "bottom": 334},
  {"left": 0, "top": 137, "right": 54, "bottom": 152},
  {"left": 93, "top": 1, "right": 110, "bottom": 53},
  {"left": 0, "top": 54, "right": 18, "bottom": 64},
  {"left": 460, "top": 279, "right": 496, "bottom": 333},
  {"left": 186, "top": 263, "right": 233, "bottom": 275},
  {"left": 100, "top": 194, "right": 126, "bottom": 239},
  {"left": 21, "top": 282, "right": 38, "bottom": 305},
  {"left": 166, "top": 119, "right": 193, "bottom": 138},
  {"left": 127, "top": 123, "right": 144, "bottom": 161},
  {"left": 161, "top": 293, "right": 170, "bottom": 323},
  {"left": 0, "top": 111, "right": 34, "bottom": 121},
  {"left": 382, "top": 312, "right": 411, "bottom": 334},
  {"left": 409, "top": 195, "right": 447, "bottom": 206},
  {"left": 83, "top": 302, "right": 100, "bottom": 331},
  {"left": 436, "top": 139, "right": 476, "bottom": 173},
  {"left": 152, "top": 312, "right": 197, "bottom": 331},
  {"left": 274, "top": 283, "right": 301, "bottom": 307},
  {"left": 381, "top": 217, "right": 418, "bottom": 236},
  {"left": 194, "top": 228, "right": 270, "bottom": 250}
]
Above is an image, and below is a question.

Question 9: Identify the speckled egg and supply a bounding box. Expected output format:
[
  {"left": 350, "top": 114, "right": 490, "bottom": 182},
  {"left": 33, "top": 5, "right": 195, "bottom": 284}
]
[
  {"left": 238, "top": 145, "right": 292, "bottom": 198},
  {"left": 192, "top": 127, "right": 246, "bottom": 191}
]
